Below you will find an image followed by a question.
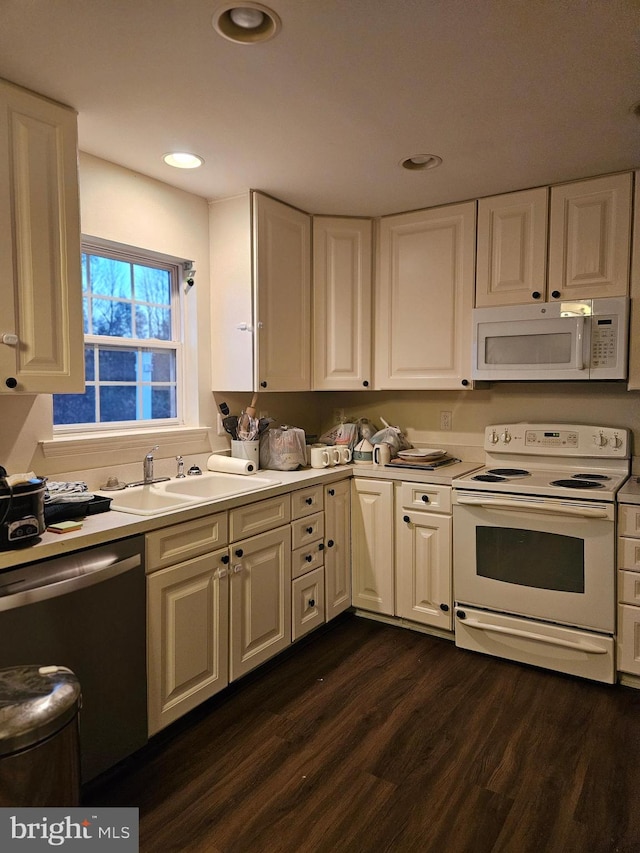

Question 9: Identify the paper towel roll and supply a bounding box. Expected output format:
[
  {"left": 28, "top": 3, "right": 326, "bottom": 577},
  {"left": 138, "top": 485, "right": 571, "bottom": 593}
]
[{"left": 207, "top": 454, "right": 256, "bottom": 475}]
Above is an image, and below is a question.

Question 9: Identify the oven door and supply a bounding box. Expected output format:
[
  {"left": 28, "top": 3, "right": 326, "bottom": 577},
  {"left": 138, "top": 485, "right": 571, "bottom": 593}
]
[{"left": 452, "top": 490, "right": 615, "bottom": 632}]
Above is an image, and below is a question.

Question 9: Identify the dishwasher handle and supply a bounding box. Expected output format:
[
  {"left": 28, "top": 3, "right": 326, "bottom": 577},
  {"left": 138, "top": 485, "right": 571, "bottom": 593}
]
[{"left": 0, "top": 553, "right": 142, "bottom": 612}]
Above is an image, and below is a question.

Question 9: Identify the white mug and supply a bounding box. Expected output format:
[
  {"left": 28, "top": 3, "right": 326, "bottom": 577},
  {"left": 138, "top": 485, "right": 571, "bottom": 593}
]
[
  {"left": 373, "top": 443, "right": 392, "bottom": 466},
  {"left": 335, "top": 446, "right": 352, "bottom": 464},
  {"left": 310, "top": 446, "right": 330, "bottom": 468}
]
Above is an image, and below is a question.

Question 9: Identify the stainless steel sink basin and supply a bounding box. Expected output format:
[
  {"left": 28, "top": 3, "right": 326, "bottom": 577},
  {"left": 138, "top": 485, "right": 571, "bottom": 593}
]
[
  {"left": 104, "top": 472, "right": 279, "bottom": 516},
  {"left": 163, "top": 472, "right": 277, "bottom": 499}
]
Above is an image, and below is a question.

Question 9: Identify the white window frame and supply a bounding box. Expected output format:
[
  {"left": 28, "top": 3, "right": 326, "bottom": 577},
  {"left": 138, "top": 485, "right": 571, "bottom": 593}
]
[{"left": 53, "top": 238, "right": 189, "bottom": 435}]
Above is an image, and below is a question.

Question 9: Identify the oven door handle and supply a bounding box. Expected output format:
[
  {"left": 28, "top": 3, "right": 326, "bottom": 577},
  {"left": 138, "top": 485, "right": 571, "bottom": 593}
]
[
  {"left": 455, "top": 496, "right": 609, "bottom": 519},
  {"left": 459, "top": 618, "right": 608, "bottom": 654}
]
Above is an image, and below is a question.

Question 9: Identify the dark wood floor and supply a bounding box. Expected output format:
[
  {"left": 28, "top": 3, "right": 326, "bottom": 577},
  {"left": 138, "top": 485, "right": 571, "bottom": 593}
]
[{"left": 85, "top": 615, "right": 640, "bottom": 853}]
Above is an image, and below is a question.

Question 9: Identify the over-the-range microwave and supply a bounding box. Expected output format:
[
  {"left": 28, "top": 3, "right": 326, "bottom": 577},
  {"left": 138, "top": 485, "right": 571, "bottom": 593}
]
[{"left": 472, "top": 296, "right": 629, "bottom": 381}]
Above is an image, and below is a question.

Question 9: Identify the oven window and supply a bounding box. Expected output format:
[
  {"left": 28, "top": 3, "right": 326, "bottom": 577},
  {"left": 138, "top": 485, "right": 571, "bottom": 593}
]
[{"left": 476, "top": 526, "right": 584, "bottom": 593}]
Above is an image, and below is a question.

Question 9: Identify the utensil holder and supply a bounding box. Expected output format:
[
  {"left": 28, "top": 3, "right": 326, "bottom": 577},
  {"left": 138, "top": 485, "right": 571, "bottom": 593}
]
[{"left": 231, "top": 440, "right": 260, "bottom": 469}]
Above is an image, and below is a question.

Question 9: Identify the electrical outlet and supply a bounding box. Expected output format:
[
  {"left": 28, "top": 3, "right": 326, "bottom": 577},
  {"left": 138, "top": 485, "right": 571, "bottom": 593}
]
[
  {"left": 333, "top": 408, "right": 345, "bottom": 424},
  {"left": 440, "top": 411, "right": 452, "bottom": 431},
  {"left": 216, "top": 413, "right": 226, "bottom": 436}
]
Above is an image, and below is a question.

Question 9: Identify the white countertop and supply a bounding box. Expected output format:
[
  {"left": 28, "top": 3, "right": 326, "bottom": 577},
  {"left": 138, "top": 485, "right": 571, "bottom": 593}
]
[
  {"left": 0, "top": 459, "right": 481, "bottom": 571},
  {"left": 617, "top": 476, "right": 640, "bottom": 506}
]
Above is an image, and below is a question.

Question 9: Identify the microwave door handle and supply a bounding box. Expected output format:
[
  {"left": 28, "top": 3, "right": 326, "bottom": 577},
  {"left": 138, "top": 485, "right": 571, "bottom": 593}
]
[
  {"left": 576, "top": 315, "right": 586, "bottom": 370},
  {"left": 455, "top": 496, "right": 609, "bottom": 519}
]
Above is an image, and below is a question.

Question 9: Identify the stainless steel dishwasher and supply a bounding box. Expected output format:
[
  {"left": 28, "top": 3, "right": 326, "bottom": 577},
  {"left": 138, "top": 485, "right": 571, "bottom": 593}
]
[{"left": 0, "top": 536, "right": 147, "bottom": 783}]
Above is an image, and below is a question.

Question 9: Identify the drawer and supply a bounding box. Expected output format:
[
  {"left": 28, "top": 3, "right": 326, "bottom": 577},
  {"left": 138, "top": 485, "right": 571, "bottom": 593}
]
[
  {"left": 291, "top": 485, "right": 324, "bottom": 519},
  {"left": 618, "top": 504, "right": 640, "bottom": 538},
  {"left": 292, "top": 567, "right": 325, "bottom": 641},
  {"left": 618, "top": 536, "right": 640, "bottom": 571},
  {"left": 397, "top": 482, "right": 452, "bottom": 513},
  {"left": 618, "top": 569, "right": 640, "bottom": 606},
  {"left": 229, "top": 494, "right": 291, "bottom": 541},
  {"left": 291, "top": 512, "right": 324, "bottom": 550},
  {"left": 292, "top": 541, "right": 325, "bottom": 580},
  {"left": 146, "top": 511, "right": 228, "bottom": 572},
  {"left": 617, "top": 604, "right": 640, "bottom": 676}
]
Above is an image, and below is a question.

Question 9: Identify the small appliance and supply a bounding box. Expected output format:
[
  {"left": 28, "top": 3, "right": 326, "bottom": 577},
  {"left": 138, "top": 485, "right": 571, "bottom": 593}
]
[{"left": 0, "top": 467, "right": 46, "bottom": 550}]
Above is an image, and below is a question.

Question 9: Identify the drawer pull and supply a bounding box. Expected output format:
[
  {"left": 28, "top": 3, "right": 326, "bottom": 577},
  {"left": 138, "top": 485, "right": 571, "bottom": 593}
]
[
  {"left": 403, "top": 515, "right": 410, "bottom": 523},
  {"left": 421, "top": 495, "right": 430, "bottom": 503},
  {"left": 221, "top": 555, "right": 230, "bottom": 565},
  {"left": 327, "top": 539, "right": 334, "bottom": 548},
  {"left": 234, "top": 548, "right": 243, "bottom": 557},
  {"left": 305, "top": 554, "right": 313, "bottom": 563},
  {"left": 309, "top": 599, "right": 316, "bottom": 607},
  {"left": 328, "top": 488, "right": 335, "bottom": 496},
  {"left": 305, "top": 497, "right": 313, "bottom": 505},
  {"left": 306, "top": 526, "right": 314, "bottom": 534}
]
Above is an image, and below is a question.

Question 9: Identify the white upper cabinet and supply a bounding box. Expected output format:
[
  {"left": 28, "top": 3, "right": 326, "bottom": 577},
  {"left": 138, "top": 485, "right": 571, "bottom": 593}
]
[
  {"left": 210, "top": 191, "right": 311, "bottom": 391},
  {"left": 374, "top": 201, "right": 476, "bottom": 390},
  {"left": 312, "top": 216, "right": 372, "bottom": 390},
  {"left": 0, "top": 78, "right": 84, "bottom": 393},
  {"left": 475, "top": 187, "right": 548, "bottom": 307},
  {"left": 548, "top": 173, "right": 632, "bottom": 300}
]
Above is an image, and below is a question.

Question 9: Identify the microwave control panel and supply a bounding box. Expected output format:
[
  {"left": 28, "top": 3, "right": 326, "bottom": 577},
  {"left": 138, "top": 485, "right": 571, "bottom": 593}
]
[{"left": 591, "top": 316, "right": 618, "bottom": 368}]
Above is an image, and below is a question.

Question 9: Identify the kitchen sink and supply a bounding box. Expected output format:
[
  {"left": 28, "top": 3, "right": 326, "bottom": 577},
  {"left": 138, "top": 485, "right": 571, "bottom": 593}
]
[
  {"left": 163, "top": 472, "right": 277, "bottom": 499},
  {"left": 104, "top": 472, "right": 279, "bottom": 515},
  {"left": 107, "top": 487, "right": 198, "bottom": 516}
]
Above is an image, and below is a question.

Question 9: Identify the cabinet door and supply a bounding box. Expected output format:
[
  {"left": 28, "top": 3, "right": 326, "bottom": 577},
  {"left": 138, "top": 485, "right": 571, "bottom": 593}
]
[
  {"left": 229, "top": 526, "right": 291, "bottom": 680},
  {"left": 147, "top": 549, "right": 229, "bottom": 735},
  {"left": 351, "top": 478, "right": 394, "bottom": 614},
  {"left": 549, "top": 173, "right": 631, "bottom": 300},
  {"left": 617, "top": 604, "right": 640, "bottom": 676},
  {"left": 0, "top": 79, "right": 84, "bottom": 393},
  {"left": 324, "top": 479, "right": 352, "bottom": 620},
  {"left": 396, "top": 509, "right": 452, "bottom": 630},
  {"left": 253, "top": 192, "right": 311, "bottom": 391},
  {"left": 375, "top": 201, "right": 476, "bottom": 389},
  {"left": 313, "top": 216, "right": 372, "bottom": 390},
  {"left": 475, "top": 188, "right": 548, "bottom": 307}
]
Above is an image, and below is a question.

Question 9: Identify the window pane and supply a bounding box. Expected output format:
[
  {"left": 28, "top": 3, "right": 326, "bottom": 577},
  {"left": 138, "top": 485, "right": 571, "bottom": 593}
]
[
  {"left": 100, "top": 386, "right": 136, "bottom": 422},
  {"left": 92, "top": 298, "right": 133, "bottom": 337},
  {"left": 82, "top": 254, "right": 88, "bottom": 292},
  {"left": 141, "top": 350, "right": 175, "bottom": 382},
  {"left": 148, "top": 387, "right": 176, "bottom": 419},
  {"left": 83, "top": 297, "right": 89, "bottom": 334},
  {"left": 134, "top": 265, "right": 171, "bottom": 305},
  {"left": 99, "top": 348, "right": 137, "bottom": 381},
  {"left": 53, "top": 387, "right": 96, "bottom": 425},
  {"left": 85, "top": 346, "right": 95, "bottom": 381},
  {"left": 135, "top": 304, "right": 171, "bottom": 340},
  {"left": 90, "top": 256, "right": 132, "bottom": 298}
]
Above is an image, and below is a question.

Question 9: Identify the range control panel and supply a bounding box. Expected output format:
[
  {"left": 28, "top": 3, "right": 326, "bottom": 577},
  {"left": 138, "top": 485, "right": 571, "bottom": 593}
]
[{"left": 484, "top": 423, "right": 629, "bottom": 457}]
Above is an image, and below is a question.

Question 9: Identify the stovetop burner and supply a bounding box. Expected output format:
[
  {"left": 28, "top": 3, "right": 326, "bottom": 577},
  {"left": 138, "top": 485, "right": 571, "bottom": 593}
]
[
  {"left": 551, "top": 479, "right": 605, "bottom": 490},
  {"left": 472, "top": 474, "right": 507, "bottom": 482},
  {"left": 486, "top": 468, "right": 530, "bottom": 478},
  {"left": 572, "top": 473, "right": 611, "bottom": 481}
]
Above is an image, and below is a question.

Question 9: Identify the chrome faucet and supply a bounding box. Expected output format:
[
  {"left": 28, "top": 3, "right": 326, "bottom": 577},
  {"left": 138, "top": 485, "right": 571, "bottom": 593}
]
[
  {"left": 144, "top": 446, "right": 159, "bottom": 484},
  {"left": 176, "top": 455, "right": 185, "bottom": 478}
]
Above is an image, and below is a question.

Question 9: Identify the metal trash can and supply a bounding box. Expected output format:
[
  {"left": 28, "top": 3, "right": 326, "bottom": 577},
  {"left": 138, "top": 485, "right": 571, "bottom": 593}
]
[{"left": 0, "top": 665, "right": 81, "bottom": 806}]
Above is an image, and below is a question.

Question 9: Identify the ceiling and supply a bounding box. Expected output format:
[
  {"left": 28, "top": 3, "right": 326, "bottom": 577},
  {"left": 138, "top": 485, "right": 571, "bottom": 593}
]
[{"left": 0, "top": 0, "right": 638, "bottom": 216}]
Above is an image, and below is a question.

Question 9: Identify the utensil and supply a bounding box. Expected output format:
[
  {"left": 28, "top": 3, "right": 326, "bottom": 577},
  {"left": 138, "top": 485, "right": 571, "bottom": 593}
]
[
  {"left": 219, "top": 401, "right": 230, "bottom": 416},
  {"left": 238, "top": 394, "right": 258, "bottom": 440},
  {"left": 222, "top": 415, "right": 238, "bottom": 440},
  {"left": 257, "top": 417, "right": 273, "bottom": 435}
]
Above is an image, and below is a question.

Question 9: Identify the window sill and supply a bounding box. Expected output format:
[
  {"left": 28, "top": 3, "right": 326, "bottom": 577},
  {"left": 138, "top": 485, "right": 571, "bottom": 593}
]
[{"left": 40, "top": 426, "right": 212, "bottom": 462}]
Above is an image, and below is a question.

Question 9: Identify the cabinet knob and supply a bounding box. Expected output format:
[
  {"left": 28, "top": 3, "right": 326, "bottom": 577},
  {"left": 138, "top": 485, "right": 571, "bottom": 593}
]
[
  {"left": 461, "top": 379, "right": 469, "bottom": 387},
  {"left": 362, "top": 380, "right": 369, "bottom": 387},
  {"left": 318, "top": 543, "right": 325, "bottom": 551},
  {"left": 531, "top": 291, "right": 541, "bottom": 299},
  {"left": 421, "top": 495, "right": 430, "bottom": 503},
  {"left": 328, "top": 489, "right": 335, "bottom": 496},
  {"left": 551, "top": 290, "right": 561, "bottom": 299},
  {"left": 327, "top": 539, "right": 335, "bottom": 548},
  {"left": 306, "top": 554, "right": 313, "bottom": 563},
  {"left": 403, "top": 515, "right": 410, "bottom": 523},
  {"left": 5, "top": 378, "right": 17, "bottom": 389},
  {"left": 439, "top": 603, "right": 450, "bottom": 612},
  {"left": 234, "top": 548, "right": 243, "bottom": 557},
  {"left": 309, "top": 599, "right": 315, "bottom": 608},
  {"left": 221, "top": 555, "right": 230, "bottom": 565},
  {"left": 305, "top": 497, "right": 313, "bottom": 505},
  {"left": 260, "top": 381, "right": 268, "bottom": 388},
  {"left": 306, "top": 526, "right": 314, "bottom": 534},
  {"left": 456, "top": 609, "right": 467, "bottom": 620}
]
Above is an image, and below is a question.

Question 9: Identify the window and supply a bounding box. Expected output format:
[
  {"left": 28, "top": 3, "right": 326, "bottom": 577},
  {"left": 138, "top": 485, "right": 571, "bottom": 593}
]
[{"left": 53, "top": 243, "right": 184, "bottom": 429}]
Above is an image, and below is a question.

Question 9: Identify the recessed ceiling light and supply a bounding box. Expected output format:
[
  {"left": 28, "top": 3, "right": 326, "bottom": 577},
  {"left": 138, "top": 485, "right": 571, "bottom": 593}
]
[
  {"left": 163, "top": 152, "right": 204, "bottom": 169},
  {"left": 400, "top": 154, "right": 443, "bottom": 171},
  {"left": 212, "top": 2, "right": 281, "bottom": 44}
]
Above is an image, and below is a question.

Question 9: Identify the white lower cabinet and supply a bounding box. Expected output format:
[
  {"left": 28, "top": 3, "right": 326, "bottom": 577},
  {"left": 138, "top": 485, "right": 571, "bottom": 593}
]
[
  {"left": 324, "top": 479, "right": 352, "bottom": 620},
  {"left": 351, "top": 478, "right": 395, "bottom": 614},
  {"left": 292, "top": 567, "right": 325, "bottom": 641},
  {"left": 617, "top": 503, "right": 640, "bottom": 678},
  {"left": 352, "top": 478, "right": 454, "bottom": 631},
  {"left": 147, "top": 548, "right": 230, "bottom": 736}
]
